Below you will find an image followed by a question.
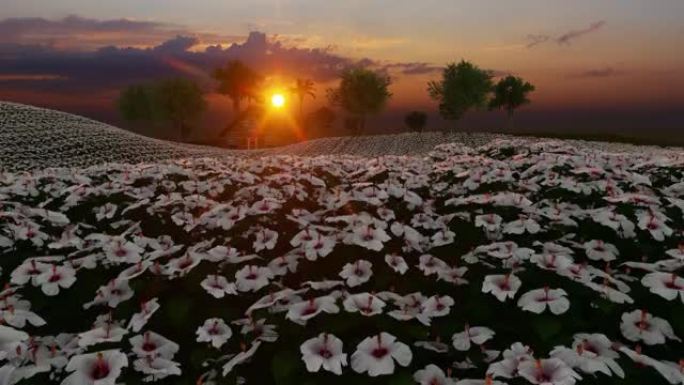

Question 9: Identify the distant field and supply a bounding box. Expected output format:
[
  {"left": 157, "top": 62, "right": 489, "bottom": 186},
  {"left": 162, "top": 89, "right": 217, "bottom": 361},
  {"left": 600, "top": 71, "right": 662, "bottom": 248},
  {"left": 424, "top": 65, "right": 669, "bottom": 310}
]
[{"left": 1, "top": 101, "right": 681, "bottom": 172}]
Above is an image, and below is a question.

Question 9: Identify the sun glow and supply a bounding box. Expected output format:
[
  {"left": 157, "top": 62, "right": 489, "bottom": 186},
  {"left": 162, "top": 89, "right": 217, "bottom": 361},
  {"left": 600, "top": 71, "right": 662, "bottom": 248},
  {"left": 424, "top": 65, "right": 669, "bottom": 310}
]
[{"left": 271, "top": 93, "right": 286, "bottom": 108}]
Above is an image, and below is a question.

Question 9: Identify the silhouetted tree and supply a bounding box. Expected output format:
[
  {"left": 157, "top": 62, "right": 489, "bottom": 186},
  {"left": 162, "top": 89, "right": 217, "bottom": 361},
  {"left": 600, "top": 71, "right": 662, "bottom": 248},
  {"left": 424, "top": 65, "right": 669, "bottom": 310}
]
[
  {"left": 343, "top": 116, "right": 361, "bottom": 135},
  {"left": 290, "top": 78, "right": 316, "bottom": 123},
  {"left": 489, "top": 75, "right": 535, "bottom": 127},
  {"left": 428, "top": 60, "right": 493, "bottom": 130},
  {"left": 155, "top": 78, "right": 207, "bottom": 139},
  {"left": 213, "top": 61, "right": 263, "bottom": 136},
  {"left": 118, "top": 78, "right": 206, "bottom": 140},
  {"left": 305, "top": 106, "right": 336, "bottom": 136},
  {"left": 404, "top": 111, "right": 428, "bottom": 133},
  {"left": 213, "top": 60, "right": 262, "bottom": 113},
  {"left": 118, "top": 84, "right": 155, "bottom": 122},
  {"left": 328, "top": 68, "right": 392, "bottom": 134}
]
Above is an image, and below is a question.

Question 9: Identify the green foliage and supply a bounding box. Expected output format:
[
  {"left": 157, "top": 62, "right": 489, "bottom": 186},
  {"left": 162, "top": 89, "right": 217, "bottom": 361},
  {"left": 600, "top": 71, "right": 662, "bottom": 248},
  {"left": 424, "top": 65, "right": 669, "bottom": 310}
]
[
  {"left": 532, "top": 316, "right": 563, "bottom": 342},
  {"left": 404, "top": 111, "right": 428, "bottom": 132},
  {"left": 117, "top": 78, "right": 206, "bottom": 139},
  {"left": 271, "top": 349, "right": 300, "bottom": 385},
  {"left": 328, "top": 68, "right": 392, "bottom": 134},
  {"left": 156, "top": 78, "right": 207, "bottom": 137},
  {"left": 118, "top": 84, "right": 156, "bottom": 122},
  {"left": 489, "top": 75, "right": 535, "bottom": 117},
  {"left": 212, "top": 60, "right": 263, "bottom": 112},
  {"left": 427, "top": 60, "right": 493, "bottom": 123}
]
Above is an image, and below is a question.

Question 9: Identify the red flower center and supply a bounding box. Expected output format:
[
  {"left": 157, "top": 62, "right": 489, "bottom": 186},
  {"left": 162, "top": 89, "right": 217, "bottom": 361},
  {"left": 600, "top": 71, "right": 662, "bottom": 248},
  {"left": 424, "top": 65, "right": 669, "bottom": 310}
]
[
  {"left": 178, "top": 258, "right": 193, "bottom": 269},
  {"left": 318, "top": 348, "right": 333, "bottom": 359},
  {"left": 142, "top": 342, "right": 157, "bottom": 352},
  {"left": 301, "top": 305, "right": 318, "bottom": 316},
  {"left": 48, "top": 274, "right": 62, "bottom": 283},
  {"left": 371, "top": 347, "right": 389, "bottom": 359},
  {"left": 90, "top": 359, "right": 111, "bottom": 380}
]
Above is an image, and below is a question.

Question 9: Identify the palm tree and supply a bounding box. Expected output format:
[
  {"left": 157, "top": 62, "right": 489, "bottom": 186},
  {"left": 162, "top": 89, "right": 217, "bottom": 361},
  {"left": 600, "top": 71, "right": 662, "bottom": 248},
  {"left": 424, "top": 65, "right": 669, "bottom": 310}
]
[{"left": 290, "top": 78, "right": 316, "bottom": 123}]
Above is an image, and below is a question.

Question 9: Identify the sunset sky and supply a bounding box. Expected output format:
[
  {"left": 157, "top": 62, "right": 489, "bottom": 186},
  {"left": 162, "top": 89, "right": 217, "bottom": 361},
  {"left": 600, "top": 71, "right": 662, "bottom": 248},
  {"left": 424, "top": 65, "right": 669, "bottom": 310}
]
[{"left": 1, "top": 0, "right": 683, "bottom": 137}]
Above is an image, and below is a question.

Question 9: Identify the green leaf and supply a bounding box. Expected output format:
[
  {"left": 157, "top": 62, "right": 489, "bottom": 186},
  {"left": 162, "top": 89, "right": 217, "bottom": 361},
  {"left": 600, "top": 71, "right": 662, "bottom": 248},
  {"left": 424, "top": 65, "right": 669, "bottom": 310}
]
[
  {"left": 388, "top": 371, "right": 414, "bottom": 385},
  {"left": 271, "top": 349, "right": 300, "bottom": 385},
  {"left": 164, "top": 297, "right": 191, "bottom": 328},
  {"left": 532, "top": 316, "right": 563, "bottom": 341}
]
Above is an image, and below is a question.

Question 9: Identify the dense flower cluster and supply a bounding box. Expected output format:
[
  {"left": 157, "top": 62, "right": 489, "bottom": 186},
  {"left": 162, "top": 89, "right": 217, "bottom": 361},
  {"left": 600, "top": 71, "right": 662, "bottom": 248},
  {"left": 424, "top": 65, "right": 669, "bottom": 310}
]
[{"left": 0, "top": 138, "right": 683, "bottom": 385}]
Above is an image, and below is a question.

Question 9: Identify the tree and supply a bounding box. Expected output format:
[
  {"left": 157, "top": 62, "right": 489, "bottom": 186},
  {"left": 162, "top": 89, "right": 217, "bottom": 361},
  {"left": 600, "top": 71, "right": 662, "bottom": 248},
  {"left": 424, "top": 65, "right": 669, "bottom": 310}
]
[
  {"left": 305, "top": 106, "right": 336, "bottom": 137},
  {"left": 489, "top": 75, "right": 535, "bottom": 126},
  {"left": 428, "top": 60, "right": 493, "bottom": 129},
  {"left": 155, "top": 78, "right": 207, "bottom": 139},
  {"left": 118, "top": 84, "right": 155, "bottom": 122},
  {"left": 212, "top": 60, "right": 262, "bottom": 113},
  {"left": 290, "top": 78, "right": 316, "bottom": 123},
  {"left": 404, "top": 111, "right": 428, "bottom": 133},
  {"left": 212, "top": 61, "right": 263, "bottom": 137},
  {"left": 327, "top": 68, "right": 392, "bottom": 134},
  {"left": 117, "top": 78, "right": 206, "bottom": 140},
  {"left": 343, "top": 116, "right": 361, "bottom": 135}
]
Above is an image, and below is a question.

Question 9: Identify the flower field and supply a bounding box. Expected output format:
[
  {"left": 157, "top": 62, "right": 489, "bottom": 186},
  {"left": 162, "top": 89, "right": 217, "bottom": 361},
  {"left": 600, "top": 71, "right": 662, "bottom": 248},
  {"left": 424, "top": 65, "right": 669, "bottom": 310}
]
[{"left": 1, "top": 136, "right": 683, "bottom": 385}]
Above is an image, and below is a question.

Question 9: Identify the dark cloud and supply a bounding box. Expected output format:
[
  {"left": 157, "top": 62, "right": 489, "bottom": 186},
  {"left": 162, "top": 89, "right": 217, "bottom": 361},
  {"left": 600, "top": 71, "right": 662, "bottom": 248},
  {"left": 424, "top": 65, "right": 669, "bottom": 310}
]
[
  {"left": 0, "top": 15, "right": 177, "bottom": 50},
  {"left": 153, "top": 36, "right": 201, "bottom": 54},
  {"left": 525, "top": 34, "right": 550, "bottom": 48},
  {"left": 0, "top": 30, "right": 373, "bottom": 97},
  {"left": 381, "top": 62, "right": 442, "bottom": 75},
  {"left": 556, "top": 21, "right": 606, "bottom": 45},
  {"left": 526, "top": 21, "right": 606, "bottom": 49},
  {"left": 0, "top": 15, "right": 441, "bottom": 102},
  {"left": 569, "top": 67, "right": 624, "bottom": 79}
]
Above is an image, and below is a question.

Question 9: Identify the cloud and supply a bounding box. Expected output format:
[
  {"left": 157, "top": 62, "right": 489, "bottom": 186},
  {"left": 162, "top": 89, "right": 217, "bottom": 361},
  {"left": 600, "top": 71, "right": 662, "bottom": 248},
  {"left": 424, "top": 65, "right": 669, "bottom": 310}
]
[
  {"left": 0, "top": 15, "right": 442, "bottom": 127},
  {"left": 0, "top": 15, "right": 241, "bottom": 50},
  {"left": 556, "top": 21, "right": 606, "bottom": 45},
  {"left": 0, "top": 16, "right": 435, "bottom": 92},
  {"left": 569, "top": 67, "right": 624, "bottom": 79},
  {"left": 526, "top": 34, "right": 550, "bottom": 48},
  {"left": 153, "top": 36, "right": 201, "bottom": 53},
  {"left": 381, "top": 62, "right": 442, "bottom": 75},
  {"left": 526, "top": 21, "right": 606, "bottom": 48},
  {"left": 0, "top": 74, "right": 67, "bottom": 81},
  {"left": 0, "top": 30, "right": 374, "bottom": 96}
]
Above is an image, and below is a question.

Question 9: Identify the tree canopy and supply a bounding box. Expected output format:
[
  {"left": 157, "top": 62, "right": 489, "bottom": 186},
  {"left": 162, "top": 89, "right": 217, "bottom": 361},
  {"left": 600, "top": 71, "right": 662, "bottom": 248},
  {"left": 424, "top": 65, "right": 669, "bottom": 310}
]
[
  {"left": 305, "top": 106, "right": 336, "bottom": 136},
  {"left": 117, "top": 78, "right": 206, "bottom": 140},
  {"left": 489, "top": 75, "right": 535, "bottom": 118},
  {"left": 404, "top": 111, "right": 428, "bottom": 133},
  {"left": 212, "top": 60, "right": 263, "bottom": 113},
  {"left": 428, "top": 60, "right": 493, "bottom": 124},
  {"left": 327, "top": 68, "right": 392, "bottom": 133},
  {"left": 290, "top": 78, "right": 316, "bottom": 121}
]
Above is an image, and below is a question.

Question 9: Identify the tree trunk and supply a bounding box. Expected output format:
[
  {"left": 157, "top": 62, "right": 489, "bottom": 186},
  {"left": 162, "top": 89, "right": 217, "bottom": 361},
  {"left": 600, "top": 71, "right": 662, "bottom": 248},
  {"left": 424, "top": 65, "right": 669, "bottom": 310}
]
[
  {"left": 299, "top": 97, "right": 304, "bottom": 123},
  {"left": 233, "top": 98, "right": 241, "bottom": 114},
  {"left": 219, "top": 98, "right": 244, "bottom": 138},
  {"left": 176, "top": 120, "right": 185, "bottom": 141}
]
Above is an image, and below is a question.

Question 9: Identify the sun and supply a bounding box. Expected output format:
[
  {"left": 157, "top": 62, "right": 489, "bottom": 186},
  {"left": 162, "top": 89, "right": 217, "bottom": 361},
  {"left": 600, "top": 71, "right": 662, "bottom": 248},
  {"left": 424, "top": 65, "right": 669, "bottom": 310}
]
[{"left": 271, "top": 93, "right": 286, "bottom": 109}]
